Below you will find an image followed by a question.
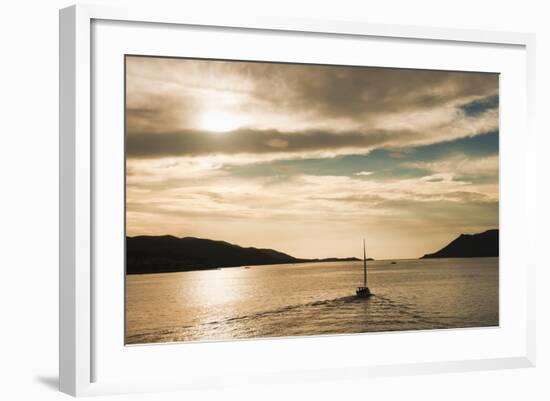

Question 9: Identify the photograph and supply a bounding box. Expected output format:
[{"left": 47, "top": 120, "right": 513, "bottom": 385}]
[{"left": 124, "top": 55, "right": 499, "bottom": 345}]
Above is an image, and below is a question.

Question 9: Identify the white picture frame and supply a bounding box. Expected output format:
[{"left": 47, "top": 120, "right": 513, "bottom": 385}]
[{"left": 59, "top": 4, "right": 536, "bottom": 397}]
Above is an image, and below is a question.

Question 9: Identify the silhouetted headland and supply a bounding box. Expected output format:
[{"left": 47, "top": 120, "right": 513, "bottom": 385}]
[
  {"left": 127, "top": 235, "right": 362, "bottom": 274},
  {"left": 421, "top": 229, "right": 498, "bottom": 259}
]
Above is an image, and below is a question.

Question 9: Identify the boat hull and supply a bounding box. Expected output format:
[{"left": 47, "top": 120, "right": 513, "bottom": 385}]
[{"left": 356, "top": 286, "right": 372, "bottom": 298}]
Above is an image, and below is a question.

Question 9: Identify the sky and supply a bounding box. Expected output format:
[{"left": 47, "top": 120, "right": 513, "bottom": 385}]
[{"left": 125, "top": 56, "right": 499, "bottom": 260}]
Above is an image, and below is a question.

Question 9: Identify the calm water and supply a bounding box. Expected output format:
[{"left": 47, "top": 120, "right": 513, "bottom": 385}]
[{"left": 125, "top": 257, "right": 498, "bottom": 344}]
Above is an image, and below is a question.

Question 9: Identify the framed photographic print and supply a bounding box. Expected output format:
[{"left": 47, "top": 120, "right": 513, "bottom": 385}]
[
  {"left": 59, "top": 4, "right": 536, "bottom": 397},
  {"left": 124, "top": 56, "right": 501, "bottom": 345}
]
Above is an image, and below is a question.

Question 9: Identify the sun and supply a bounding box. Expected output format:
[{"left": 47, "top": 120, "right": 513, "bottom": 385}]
[{"left": 199, "top": 111, "right": 242, "bottom": 133}]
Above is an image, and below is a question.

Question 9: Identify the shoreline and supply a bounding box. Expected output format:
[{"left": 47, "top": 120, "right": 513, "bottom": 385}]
[
  {"left": 126, "top": 257, "right": 364, "bottom": 275},
  {"left": 125, "top": 255, "right": 498, "bottom": 275}
]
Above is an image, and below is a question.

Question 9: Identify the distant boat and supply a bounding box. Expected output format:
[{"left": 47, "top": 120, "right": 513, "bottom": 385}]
[
  {"left": 391, "top": 261, "right": 397, "bottom": 264},
  {"left": 356, "top": 239, "right": 372, "bottom": 298}
]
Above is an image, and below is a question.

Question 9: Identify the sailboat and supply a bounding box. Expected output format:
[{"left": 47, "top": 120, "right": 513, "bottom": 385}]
[{"left": 356, "top": 239, "right": 372, "bottom": 298}]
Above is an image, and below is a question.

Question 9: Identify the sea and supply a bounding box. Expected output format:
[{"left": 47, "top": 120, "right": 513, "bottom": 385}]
[{"left": 125, "top": 257, "right": 498, "bottom": 344}]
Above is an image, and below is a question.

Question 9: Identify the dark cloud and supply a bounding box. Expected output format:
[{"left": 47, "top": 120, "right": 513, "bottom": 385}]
[
  {"left": 126, "top": 127, "right": 420, "bottom": 158},
  {"left": 221, "top": 131, "right": 498, "bottom": 181},
  {"left": 252, "top": 65, "right": 499, "bottom": 119},
  {"left": 461, "top": 95, "right": 499, "bottom": 117},
  {"left": 126, "top": 56, "right": 499, "bottom": 134}
]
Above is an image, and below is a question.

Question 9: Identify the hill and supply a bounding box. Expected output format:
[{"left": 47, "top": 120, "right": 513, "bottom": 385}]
[
  {"left": 126, "top": 235, "right": 360, "bottom": 274},
  {"left": 420, "top": 229, "right": 499, "bottom": 259}
]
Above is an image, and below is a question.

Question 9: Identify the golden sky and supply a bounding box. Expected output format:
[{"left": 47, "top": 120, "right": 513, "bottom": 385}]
[{"left": 125, "top": 56, "right": 499, "bottom": 259}]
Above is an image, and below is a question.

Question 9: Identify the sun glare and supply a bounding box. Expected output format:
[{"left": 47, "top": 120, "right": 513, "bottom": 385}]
[{"left": 199, "top": 111, "right": 242, "bottom": 133}]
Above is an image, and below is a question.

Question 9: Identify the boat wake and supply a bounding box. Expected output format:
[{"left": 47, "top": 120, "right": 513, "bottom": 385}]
[{"left": 126, "top": 293, "right": 454, "bottom": 345}]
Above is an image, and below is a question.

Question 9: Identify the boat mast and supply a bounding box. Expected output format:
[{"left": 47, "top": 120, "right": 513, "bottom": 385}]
[{"left": 363, "top": 238, "right": 367, "bottom": 287}]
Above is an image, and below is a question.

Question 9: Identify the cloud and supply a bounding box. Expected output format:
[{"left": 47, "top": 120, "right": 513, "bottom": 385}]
[
  {"left": 215, "top": 131, "right": 498, "bottom": 182},
  {"left": 264, "top": 66, "right": 498, "bottom": 121},
  {"left": 126, "top": 127, "right": 420, "bottom": 158},
  {"left": 406, "top": 155, "right": 499, "bottom": 180},
  {"left": 127, "top": 126, "right": 498, "bottom": 161},
  {"left": 126, "top": 56, "right": 499, "bottom": 138},
  {"left": 461, "top": 95, "right": 499, "bottom": 117}
]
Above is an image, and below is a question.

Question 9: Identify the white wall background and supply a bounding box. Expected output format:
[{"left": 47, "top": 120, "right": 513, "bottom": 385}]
[{"left": 0, "top": 0, "right": 548, "bottom": 399}]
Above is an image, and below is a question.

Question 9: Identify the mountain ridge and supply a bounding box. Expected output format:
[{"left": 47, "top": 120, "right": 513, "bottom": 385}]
[
  {"left": 420, "top": 229, "right": 499, "bottom": 259},
  {"left": 126, "top": 235, "right": 361, "bottom": 274}
]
